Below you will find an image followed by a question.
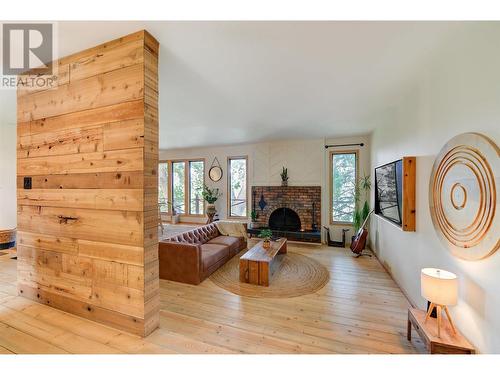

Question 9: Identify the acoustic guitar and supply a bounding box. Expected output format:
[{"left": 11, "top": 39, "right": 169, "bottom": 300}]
[{"left": 350, "top": 209, "right": 374, "bottom": 257}]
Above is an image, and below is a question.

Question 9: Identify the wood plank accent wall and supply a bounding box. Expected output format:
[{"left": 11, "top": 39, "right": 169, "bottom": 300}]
[{"left": 16, "top": 30, "right": 160, "bottom": 336}]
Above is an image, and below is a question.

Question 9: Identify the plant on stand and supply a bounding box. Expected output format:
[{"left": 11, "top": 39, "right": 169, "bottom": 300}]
[
  {"left": 169, "top": 202, "right": 181, "bottom": 224},
  {"left": 258, "top": 228, "right": 273, "bottom": 249},
  {"left": 249, "top": 210, "right": 258, "bottom": 229},
  {"left": 353, "top": 174, "right": 372, "bottom": 236},
  {"left": 160, "top": 200, "right": 181, "bottom": 224},
  {"left": 280, "top": 167, "right": 289, "bottom": 187},
  {"left": 202, "top": 184, "right": 222, "bottom": 223}
]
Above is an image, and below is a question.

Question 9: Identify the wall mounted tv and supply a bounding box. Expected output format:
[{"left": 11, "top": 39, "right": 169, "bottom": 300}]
[{"left": 374, "top": 157, "right": 416, "bottom": 231}]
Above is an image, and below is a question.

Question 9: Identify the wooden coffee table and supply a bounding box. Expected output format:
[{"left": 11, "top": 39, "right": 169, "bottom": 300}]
[{"left": 239, "top": 238, "right": 287, "bottom": 286}]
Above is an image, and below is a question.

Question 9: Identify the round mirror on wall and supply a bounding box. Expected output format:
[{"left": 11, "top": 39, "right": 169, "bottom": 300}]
[
  {"left": 209, "top": 166, "right": 223, "bottom": 182},
  {"left": 208, "top": 157, "right": 223, "bottom": 182}
]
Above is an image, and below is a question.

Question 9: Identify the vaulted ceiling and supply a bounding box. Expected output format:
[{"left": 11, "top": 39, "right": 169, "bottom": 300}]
[{"left": 3, "top": 21, "right": 466, "bottom": 149}]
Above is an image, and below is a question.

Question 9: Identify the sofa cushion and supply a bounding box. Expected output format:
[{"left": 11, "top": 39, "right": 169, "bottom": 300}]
[
  {"left": 165, "top": 223, "right": 220, "bottom": 245},
  {"left": 200, "top": 244, "right": 229, "bottom": 271},
  {"left": 207, "top": 236, "right": 241, "bottom": 254},
  {"left": 200, "top": 224, "right": 219, "bottom": 241}
]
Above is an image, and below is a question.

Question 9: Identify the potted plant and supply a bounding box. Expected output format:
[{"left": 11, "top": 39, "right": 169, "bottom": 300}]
[
  {"left": 166, "top": 201, "right": 181, "bottom": 224},
  {"left": 202, "top": 184, "right": 222, "bottom": 221},
  {"left": 249, "top": 210, "right": 258, "bottom": 229},
  {"left": 171, "top": 209, "right": 181, "bottom": 224},
  {"left": 353, "top": 174, "right": 372, "bottom": 239},
  {"left": 280, "top": 167, "right": 289, "bottom": 187},
  {"left": 258, "top": 228, "right": 273, "bottom": 249}
]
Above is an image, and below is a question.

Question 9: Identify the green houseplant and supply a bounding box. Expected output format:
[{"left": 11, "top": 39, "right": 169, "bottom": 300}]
[
  {"left": 160, "top": 199, "right": 180, "bottom": 224},
  {"left": 202, "top": 184, "right": 222, "bottom": 204},
  {"left": 258, "top": 228, "right": 273, "bottom": 249},
  {"left": 249, "top": 210, "right": 258, "bottom": 229},
  {"left": 353, "top": 174, "right": 372, "bottom": 233},
  {"left": 202, "top": 185, "right": 222, "bottom": 221},
  {"left": 280, "top": 167, "right": 289, "bottom": 187}
]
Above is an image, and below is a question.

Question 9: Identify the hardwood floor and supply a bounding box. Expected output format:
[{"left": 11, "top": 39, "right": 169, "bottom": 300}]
[{"left": 0, "top": 244, "right": 425, "bottom": 354}]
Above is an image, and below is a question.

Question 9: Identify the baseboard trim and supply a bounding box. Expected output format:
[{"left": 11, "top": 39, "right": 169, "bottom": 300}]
[{"left": 370, "top": 248, "right": 417, "bottom": 308}]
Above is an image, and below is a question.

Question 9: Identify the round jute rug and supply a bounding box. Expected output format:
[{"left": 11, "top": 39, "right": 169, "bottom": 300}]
[{"left": 210, "top": 251, "right": 330, "bottom": 298}]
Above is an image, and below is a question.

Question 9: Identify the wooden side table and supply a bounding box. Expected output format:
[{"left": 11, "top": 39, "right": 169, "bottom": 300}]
[{"left": 407, "top": 308, "right": 475, "bottom": 354}]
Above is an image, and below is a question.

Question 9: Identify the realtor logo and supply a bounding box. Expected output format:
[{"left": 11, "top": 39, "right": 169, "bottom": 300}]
[
  {"left": 2, "top": 23, "right": 54, "bottom": 75},
  {"left": 1, "top": 22, "right": 57, "bottom": 90},
  {"left": 2, "top": 23, "right": 53, "bottom": 75}
]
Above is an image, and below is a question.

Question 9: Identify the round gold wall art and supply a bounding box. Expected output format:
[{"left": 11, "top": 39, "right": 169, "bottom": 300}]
[{"left": 429, "top": 132, "right": 499, "bottom": 260}]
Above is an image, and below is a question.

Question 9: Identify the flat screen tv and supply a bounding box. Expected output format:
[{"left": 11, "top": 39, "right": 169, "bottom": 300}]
[{"left": 375, "top": 159, "right": 404, "bottom": 226}]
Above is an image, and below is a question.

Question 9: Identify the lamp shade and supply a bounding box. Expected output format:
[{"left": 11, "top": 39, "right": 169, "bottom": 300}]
[{"left": 421, "top": 268, "right": 458, "bottom": 306}]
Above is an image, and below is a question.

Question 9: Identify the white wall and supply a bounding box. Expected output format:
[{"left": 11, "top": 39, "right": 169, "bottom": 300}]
[
  {"left": 161, "top": 135, "right": 369, "bottom": 241},
  {"left": 161, "top": 139, "right": 324, "bottom": 222},
  {"left": 369, "top": 23, "right": 500, "bottom": 353},
  {"left": 0, "top": 90, "right": 17, "bottom": 229}
]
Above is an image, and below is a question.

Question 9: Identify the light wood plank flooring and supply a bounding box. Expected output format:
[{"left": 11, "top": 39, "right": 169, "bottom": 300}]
[{"left": 0, "top": 244, "right": 425, "bottom": 354}]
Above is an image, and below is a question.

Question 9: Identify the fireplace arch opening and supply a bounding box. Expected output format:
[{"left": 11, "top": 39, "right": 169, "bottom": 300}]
[{"left": 268, "top": 207, "right": 301, "bottom": 231}]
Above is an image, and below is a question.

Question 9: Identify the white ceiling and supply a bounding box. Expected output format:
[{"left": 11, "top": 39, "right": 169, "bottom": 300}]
[{"left": 5, "top": 21, "right": 465, "bottom": 149}]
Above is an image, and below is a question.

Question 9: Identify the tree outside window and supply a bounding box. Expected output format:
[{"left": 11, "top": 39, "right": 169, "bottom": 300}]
[
  {"left": 172, "top": 162, "right": 186, "bottom": 214},
  {"left": 158, "top": 162, "right": 169, "bottom": 213},
  {"left": 228, "top": 157, "right": 247, "bottom": 217},
  {"left": 189, "top": 161, "right": 204, "bottom": 215},
  {"left": 331, "top": 152, "right": 357, "bottom": 223},
  {"left": 160, "top": 160, "right": 205, "bottom": 216}
]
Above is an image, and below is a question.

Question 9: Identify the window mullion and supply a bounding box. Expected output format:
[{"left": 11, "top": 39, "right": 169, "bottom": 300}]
[
  {"left": 168, "top": 161, "right": 172, "bottom": 214},
  {"left": 184, "top": 161, "right": 188, "bottom": 215}
]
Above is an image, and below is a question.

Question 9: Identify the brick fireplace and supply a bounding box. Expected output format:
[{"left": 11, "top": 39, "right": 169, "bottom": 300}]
[{"left": 251, "top": 186, "right": 321, "bottom": 233}]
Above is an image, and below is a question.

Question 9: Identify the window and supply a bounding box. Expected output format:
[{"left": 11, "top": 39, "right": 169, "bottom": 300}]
[
  {"left": 172, "top": 161, "right": 186, "bottom": 214},
  {"left": 158, "top": 162, "right": 169, "bottom": 213},
  {"left": 228, "top": 157, "right": 248, "bottom": 217},
  {"left": 189, "top": 160, "right": 204, "bottom": 215},
  {"left": 330, "top": 151, "right": 358, "bottom": 224},
  {"left": 158, "top": 159, "right": 205, "bottom": 216}
]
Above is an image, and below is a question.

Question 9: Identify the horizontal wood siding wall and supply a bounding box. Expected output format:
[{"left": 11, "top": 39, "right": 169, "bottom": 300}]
[{"left": 16, "top": 30, "right": 160, "bottom": 336}]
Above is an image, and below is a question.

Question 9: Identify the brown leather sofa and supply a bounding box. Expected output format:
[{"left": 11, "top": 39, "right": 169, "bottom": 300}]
[{"left": 159, "top": 223, "right": 247, "bottom": 285}]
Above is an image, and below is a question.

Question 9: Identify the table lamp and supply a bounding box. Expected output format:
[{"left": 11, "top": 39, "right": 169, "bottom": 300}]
[{"left": 421, "top": 268, "right": 458, "bottom": 338}]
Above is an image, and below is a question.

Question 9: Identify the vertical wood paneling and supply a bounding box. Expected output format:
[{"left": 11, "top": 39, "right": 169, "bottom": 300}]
[
  {"left": 16, "top": 30, "right": 160, "bottom": 336},
  {"left": 402, "top": 156, "right": 416, "bottom": 232},
  {"left": 142, "top": 39, "right": 160, "bottom": 336}
]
